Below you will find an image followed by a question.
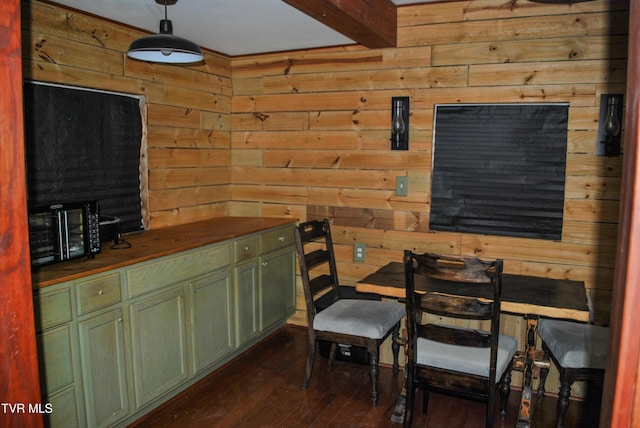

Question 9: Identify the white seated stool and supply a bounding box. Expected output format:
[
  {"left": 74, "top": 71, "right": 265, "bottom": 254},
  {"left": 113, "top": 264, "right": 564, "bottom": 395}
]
[{"left": 536, "top": 318, "right": 609, "bottom": 428}]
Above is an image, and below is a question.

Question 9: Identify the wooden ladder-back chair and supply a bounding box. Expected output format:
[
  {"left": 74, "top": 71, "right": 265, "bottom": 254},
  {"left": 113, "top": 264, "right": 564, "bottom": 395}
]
[
  {"left": 403, "top": 251, "right": 518, "bottom": 428},
  {"left": 294, "top": 219, "right": 405, "bottom": 406}
]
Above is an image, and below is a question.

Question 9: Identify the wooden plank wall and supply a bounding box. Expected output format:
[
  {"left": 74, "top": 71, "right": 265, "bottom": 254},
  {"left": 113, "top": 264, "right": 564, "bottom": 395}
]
[
  {"left": 230, "top": 0, "right": 629, "bottom": 330},
  {"left": 21, "top": 0, "right": 233, "bottom": 228}
]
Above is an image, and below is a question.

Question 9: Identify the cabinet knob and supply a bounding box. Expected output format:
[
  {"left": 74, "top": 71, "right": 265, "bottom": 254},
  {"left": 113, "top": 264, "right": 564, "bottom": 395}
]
[
  {"left": 262, "top": 261, "right": 269, "bottom": 267},
  {"left": 278, "top": 236, "right": 285, "bottom": 242},
  {"left": 98, "top": 290, "right": 104, "bottom": 295}
]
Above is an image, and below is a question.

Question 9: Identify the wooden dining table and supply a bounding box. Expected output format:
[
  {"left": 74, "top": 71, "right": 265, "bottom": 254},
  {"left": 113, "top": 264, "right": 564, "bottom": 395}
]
[{"left": 355, "top": 261, "right": 590, "bottom": 428}]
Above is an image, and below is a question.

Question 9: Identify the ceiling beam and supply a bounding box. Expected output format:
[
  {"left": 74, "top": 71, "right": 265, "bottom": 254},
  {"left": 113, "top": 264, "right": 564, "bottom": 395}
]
[{"left": 283, "top": 0, "right": 397, "bottom": 49}]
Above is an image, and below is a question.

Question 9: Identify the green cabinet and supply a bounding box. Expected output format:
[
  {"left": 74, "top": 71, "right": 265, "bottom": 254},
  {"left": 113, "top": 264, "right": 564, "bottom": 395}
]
[
  {"left": 45, "top": 386, "right": 81, "bottom": 428},
  {"left": 78, "top": 309, "right": 128, "bottom": 427},
  {"left": 234, "top": 261, "right": 259, "bottom": 346},
  {"left": 34, "top": 285, "right": 83, "bottom": 428},
  {"left": 129, "top": 286, "right": 188, "bottom": 408},
  {"left": 37, "top": 324, "right": 81, "bottom": 428},
  {"left": 259, "top": 226, "right": 296, "bottom": 332},
  {"left": 75, "top": 272, "right": 128, "bottom": 428},
  {"left": 189, "top": 269, "right": 234, "bottom": 374},
  {"left": 233, "top": 235, "right": 259, "bottom": 347},
  {"left": 34, "top": 222, "right": 296, "bottom": 427},
  {"left": 260, "top": 248, "right": 296, "bottom": 331}
]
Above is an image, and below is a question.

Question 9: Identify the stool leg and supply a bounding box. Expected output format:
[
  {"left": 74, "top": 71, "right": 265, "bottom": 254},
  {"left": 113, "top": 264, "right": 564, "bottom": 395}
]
[
  {"left": 537, "top": 344, "right": 550, "bottom": 400},
  {"left": 391, "top": 322, "right": 401, "bottom": 375},
  {"left": 369, "top": 351, "right": 379, "bottom": 406},
  {"left": 422, "top": 387, "right": 429, "bottom": 413},
  {"left": 303, "top": 333, "right": 316, "bottom": 389},
  {"left": 328, "top": 342, "right": 337, "bottom": 366},
  {"left": 500, "top": 361, "right": 513, "bottom": 415},
  {"left": 556, "top": 368, "right": 577, "bottom": 428},
  {"left": 403, "top": 374, "right": 415, "bottom": 427}
]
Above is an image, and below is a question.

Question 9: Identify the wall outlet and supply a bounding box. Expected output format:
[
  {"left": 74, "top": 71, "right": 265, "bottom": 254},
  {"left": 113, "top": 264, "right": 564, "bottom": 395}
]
[
  {"left": 354, "top": 243, "right": 366, "bottom": 262},
  {"left": 396, "top": 176, "right": 408, "bottom": 196}
]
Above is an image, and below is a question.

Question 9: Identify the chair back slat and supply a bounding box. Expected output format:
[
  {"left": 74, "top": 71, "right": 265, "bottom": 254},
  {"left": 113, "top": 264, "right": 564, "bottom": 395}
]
[
  {"left": 413, "top": 252, "right": 495, "bottom": 283},
  {"left": 418, "top": 291, "right": 494, "bottom": 320},
  {"left": 297, "top": 220, "right": 328, "bottom": 243},
  {"left": 418, "top": 323, "right": 492, "bottom": 348},
  {"left": 304, "top": 248, "right": 331, "bottom": 271},
  {"left": 309, "top": 274, "right": 335, "bottom": 297}
]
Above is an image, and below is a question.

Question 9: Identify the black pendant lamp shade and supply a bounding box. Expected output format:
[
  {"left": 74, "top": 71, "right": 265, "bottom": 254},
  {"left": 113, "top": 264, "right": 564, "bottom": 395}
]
[{"left": 127, "top": 0, "right": 203, "bottom": 64}]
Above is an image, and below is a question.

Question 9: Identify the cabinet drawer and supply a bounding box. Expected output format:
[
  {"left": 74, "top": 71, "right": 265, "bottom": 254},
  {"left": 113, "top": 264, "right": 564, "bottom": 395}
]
[
  {"left": 77, "top": 272, "right": 122, "bottom": 315},
  {"left": 128, "top": 243, "right": 230, "bottom": 298},
  {"left": 260, "top": 227, "right": 294, "bottom": 254},
  {"left": 34, "top": 287, "right": 73, "bottom": 332},
  {"left": 234, "top": 236, "right": 258, "bottom": 263}
]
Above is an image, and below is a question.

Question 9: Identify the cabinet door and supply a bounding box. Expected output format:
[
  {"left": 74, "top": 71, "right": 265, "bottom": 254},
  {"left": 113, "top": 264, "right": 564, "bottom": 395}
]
[
  {"left": 259, "top": 248, "right": 296, "bottom": 331},
  {"left": 46, "top": 386, "right": 81, "bottom": 428},
  {"left": 37, "top": 324, "right": 82, "bottom": 428},
  {"left": 234, "top": 260, "right": 259, "bottom": 347},
  {"left": 189, "top": 269, "right": 234, "bottom": 374},
  {"left": 129, "top": 286, "right": 188, "bottom": 408},
  {"left": 78, "top": 309, "right": 128, "bottom": 428}
]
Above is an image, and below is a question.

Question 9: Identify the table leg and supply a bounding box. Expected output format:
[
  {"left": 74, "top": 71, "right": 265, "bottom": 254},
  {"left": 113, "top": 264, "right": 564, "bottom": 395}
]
[
  {"left": 391, "top": 378, "right": 407, "bottom": 423},
  {"left": 391, "top": 328, "right": 408, "bottom": 424},
  {"left": 516, "top": 316, "right": 539, "bottom": 428}
]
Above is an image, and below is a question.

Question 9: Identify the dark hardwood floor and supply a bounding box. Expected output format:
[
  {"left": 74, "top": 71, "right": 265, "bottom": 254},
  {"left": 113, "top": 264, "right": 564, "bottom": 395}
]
[{"left": 129, "top": 326, "right": 601, "bottom": 428}]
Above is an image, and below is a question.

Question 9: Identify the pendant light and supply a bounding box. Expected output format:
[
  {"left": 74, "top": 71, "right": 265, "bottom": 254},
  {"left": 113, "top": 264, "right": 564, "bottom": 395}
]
[{"left": 127, "top": 0, "right": 203, "bottom": 64}]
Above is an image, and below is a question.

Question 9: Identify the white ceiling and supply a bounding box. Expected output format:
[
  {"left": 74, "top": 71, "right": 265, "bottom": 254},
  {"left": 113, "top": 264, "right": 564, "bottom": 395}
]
[{"left": 49, "top": 0, "right": 425, "bottom": 57}]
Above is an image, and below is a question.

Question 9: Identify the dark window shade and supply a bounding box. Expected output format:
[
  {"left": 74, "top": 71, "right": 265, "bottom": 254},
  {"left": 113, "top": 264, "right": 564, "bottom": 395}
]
[
  {"left": 429, "top": 104, "right": 569, "bottom": 240},
  {"left": 23, "top": 82, "right": 144, "bottom": 233}
]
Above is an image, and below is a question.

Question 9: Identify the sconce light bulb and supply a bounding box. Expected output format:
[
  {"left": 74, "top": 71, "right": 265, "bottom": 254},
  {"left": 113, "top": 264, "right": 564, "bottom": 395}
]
[
  {"left": 603, "top": 97, "right": 621, "bottom": 137},
  {"left": 392, "top": 99, "right": 406, "bottom": 135}
]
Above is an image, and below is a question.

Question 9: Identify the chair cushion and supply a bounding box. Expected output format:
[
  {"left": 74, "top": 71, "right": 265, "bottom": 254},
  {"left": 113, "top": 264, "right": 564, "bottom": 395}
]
[
  {"left": 313, "top": 299, "right": 405, "bottom": 339},
  {"left": 537, "top": 319, "right": 609, "bottom": 369},
  {"left": 416, "top": 331, "right": 518, "bottom": 382}
]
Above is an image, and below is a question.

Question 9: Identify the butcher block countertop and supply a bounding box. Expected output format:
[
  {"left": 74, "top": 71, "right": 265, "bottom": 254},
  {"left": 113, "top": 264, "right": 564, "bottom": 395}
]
[{"left": 32, "top": 216, "right": 297, "bottom": 289}]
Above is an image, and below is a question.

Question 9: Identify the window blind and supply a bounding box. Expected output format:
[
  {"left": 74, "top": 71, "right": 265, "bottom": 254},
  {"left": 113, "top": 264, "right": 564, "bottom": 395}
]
[
  {"left": 429, "top": 103, "right": 569, "bottom": 240},
  {"left": 23, "top": 82, "right": 144, "bottom": 233}
]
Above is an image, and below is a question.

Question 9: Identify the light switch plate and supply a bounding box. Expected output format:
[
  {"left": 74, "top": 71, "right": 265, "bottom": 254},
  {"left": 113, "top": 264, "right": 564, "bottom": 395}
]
[
  {"left": 354, "top": 243, "right": 366, "bottom": 262},
  {"left": 396, "top": 176, "right": 408, "bottom": 196}
]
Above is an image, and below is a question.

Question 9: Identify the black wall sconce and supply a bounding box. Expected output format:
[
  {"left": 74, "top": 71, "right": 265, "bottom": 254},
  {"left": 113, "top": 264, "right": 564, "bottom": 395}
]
[
  {"left": 597, "top": 94, "right": 623, "bottom": 157},
  {"left": 391, "top": 96, "right": 409, "bottom": 150}
]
